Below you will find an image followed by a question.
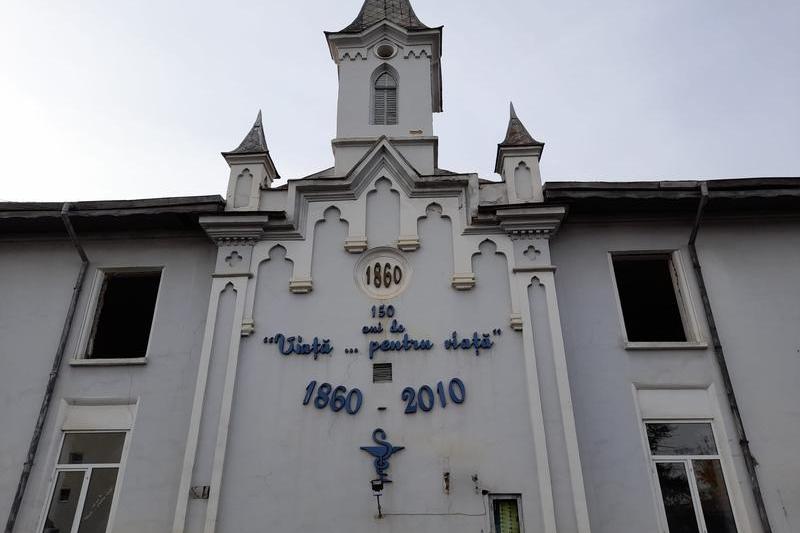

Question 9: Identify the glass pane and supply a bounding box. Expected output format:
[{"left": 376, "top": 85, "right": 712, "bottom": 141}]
[
  {"left": 693, "top": 460, "right": 737, "bottom": 533},
  {"left": 493, "top": 499, "right": 521, "bottom": 533},
  {"left": 647, "top": 423, "right": 717, "bottom": 456},
  {"left": 58, "top": 433, "right": 125, "bottom": 465},
  {"left": 77, "top": 468, "right": 119, "bottom": 533},
  {"left": 656, "top": 462, "right": 701, "bottom": 533},
  {"left": 42, "top": 471, "right": 84, "bottom": 533}
]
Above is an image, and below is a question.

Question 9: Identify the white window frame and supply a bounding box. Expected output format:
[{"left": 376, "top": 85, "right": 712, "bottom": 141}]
[
  {"left": 40, "top": 431, "right": 128, "bottom": 533},
  {"left": 488, "top": 493, "right": 525, "bottom": 533},
  {"left": 647, "top": 420, "right": 739, "bottom": 533},
  {"left": 72, "top": 266, "right": 164, "bottom": 366},
  {"left": 38, "top": 402, "right": 136, "bottom": 533},
  {"left": 608, "top": 250, "right": 706, "bottom": 350},
  {"left": 633, "top": 386, "right": 752, "bottom": 533}
]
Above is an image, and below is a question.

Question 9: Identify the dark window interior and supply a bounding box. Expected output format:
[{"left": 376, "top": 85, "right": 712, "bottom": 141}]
[
  {"left": 655, "top": 462, "right": 701, "bottom": 533},
  {"left": 88, "top": 271, "right": 161, "bottom": 358},
  {"left": 613, "top": 256, "right": 687, "bottom": 342},
  {"left": 373, "top": 363, "right": 393, "bottom": 383},
  {"left": 492, "top": 497, "right": 521, "bottom": 533}
]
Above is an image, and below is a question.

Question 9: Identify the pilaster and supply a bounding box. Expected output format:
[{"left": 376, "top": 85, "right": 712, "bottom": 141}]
[
  {"left": 499, "top": 203, "right": 591, "bottom": 533},
  {"left": 173, "top": 217, "right": 263, "bottom": 533}
]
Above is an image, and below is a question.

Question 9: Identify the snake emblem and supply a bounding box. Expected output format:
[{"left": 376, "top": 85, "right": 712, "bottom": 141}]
[{"left": 360, "top": 428, "right": 404, "bottom": 483}]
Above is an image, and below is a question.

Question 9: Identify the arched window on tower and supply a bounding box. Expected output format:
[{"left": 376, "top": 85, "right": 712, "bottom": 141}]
[{"left": 373, "top": 71, "right": 398, "bottom": 125}]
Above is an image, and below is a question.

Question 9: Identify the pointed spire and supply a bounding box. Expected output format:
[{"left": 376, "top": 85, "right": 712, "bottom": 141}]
[
  {"left": 223, "top": 110, "right": 270, "bottom": 156},
  {"left": 339, "top": 0, "right": 431, "bottom": 33},
  {"left": 500, "top": 102, "right": 543, "bottom": 147}
]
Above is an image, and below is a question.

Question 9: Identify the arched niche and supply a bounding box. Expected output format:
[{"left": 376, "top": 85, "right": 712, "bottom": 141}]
[
  {"left": 233, "top": 169, "right": 253, "bottom": 208},
  {"left": 310, "top": 206, "right": 352, "bottom": 297},
  {"left": 514, "top": 161, "right": 534, "bottom": 201},
  {"left": 470, "top": 239, "right": 513, "bottom": 316},
  {"left": 366, "top": 178, "right": 400, "bottom": 247},
  {"left": 415, "top": 203, "right": 454, "bottom": 286}
]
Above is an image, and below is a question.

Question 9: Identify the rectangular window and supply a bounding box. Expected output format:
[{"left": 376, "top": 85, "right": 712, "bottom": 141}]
[
  {"left": 647, "top": 422, "right": 738, "bottom": 533},
  {"left": 611, "top": 253, "right": 693, "bottom": 343},
  {"left": 86, "top": 271, "right": 161, "bottom": 359},
  {"left": 373, "top": 363, "right": 392, "bottom": 383},
  {"left": 42, "top": 432, "right": 126, "bottom": 533},
  {"left": 490, "top": 495, "right": 523, "bottom": 533}
]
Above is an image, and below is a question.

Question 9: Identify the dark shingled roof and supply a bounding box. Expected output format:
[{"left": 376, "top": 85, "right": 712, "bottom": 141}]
[
  {"left": 223, "top": 110, "right": 269, "bottom": 155},
  {"left": 500, "top": 103, "right": 543, "bottom": 147},
  {"left": 340, "top": 0, "right": 430, "bottom": 33}
]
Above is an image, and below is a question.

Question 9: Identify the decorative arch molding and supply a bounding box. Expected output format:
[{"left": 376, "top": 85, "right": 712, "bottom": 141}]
[
  {"left": 311, "top": 205, "right": 350, "bottom": 267},
  {"left": 278, "top": 138, "right": 473, "bottom": 244},
  {"left": 340, "top": 50, "right": 367, "bottom": 61},
  {"left": 221, "top": 281, "right": 236, "bottom": 295},
  {"left": 370, "top": 63, "right": 400, "bottom": 86},
  {"left": 239, "top": 243, "right": 298, "bottom": 335},
  {"left": 403, "top": 48, "right": 430, "bottom": 59}
]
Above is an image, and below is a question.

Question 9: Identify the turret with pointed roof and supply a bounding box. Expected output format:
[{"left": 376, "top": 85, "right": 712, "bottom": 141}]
[
  {"left": 500, "top": 103, "right": 544, "bottom": 150},
  {"left": 495, "top": 103, "right": 545, "bottom": 175},
  {"left": 222, "top": 111, "right": 279, "bottom": 209},
  {"left": 495, "top": 103, "right": 545, "bottom": 202},
  {"left": 222, "top": 110, "right": 271, "bottom": 156}
]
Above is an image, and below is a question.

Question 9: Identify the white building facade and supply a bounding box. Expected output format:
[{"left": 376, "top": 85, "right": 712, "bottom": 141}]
[{"left": 1, "top": 2, "right": 798, "bottom": 533}]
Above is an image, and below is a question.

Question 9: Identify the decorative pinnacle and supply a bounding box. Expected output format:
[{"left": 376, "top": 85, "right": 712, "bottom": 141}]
[
  {"left": 223, "top": 110, "right": 269, "bottom": 155},
  {"left": 500, "top": 102, "right": 543, "bottom": 147}
]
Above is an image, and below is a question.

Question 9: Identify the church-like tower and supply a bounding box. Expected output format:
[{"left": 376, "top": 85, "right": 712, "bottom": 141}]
[{"left": 325, "top": 0, "right": 443, "bottom": 176}]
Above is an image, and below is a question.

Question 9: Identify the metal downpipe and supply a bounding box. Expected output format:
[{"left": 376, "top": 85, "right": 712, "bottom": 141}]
[
  {"left": 4, "top": 204, "right": 89, "bottom": 533},
  {"left": 688, "top": 182, "right": 773, "bottom": 533}
]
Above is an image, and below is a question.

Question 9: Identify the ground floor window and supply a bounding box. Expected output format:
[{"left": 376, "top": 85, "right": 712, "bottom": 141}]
[
  {"left": 489, "top": 494, "right": 523, "bottom": 533},
  {"left": 41, "top": 432, "right": 126, "bottom": 533},
  {"left": 647, "top": 422, "right": 738, "bottom": 533}
]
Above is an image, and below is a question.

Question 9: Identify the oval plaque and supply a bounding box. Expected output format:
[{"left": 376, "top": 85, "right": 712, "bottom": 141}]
[{"left": 354, "top": 247, "right": 411, "bottom": 299}]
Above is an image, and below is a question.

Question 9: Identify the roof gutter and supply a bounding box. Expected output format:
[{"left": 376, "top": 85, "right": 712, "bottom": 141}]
[
  {"left": 5, "top": 203, "right": 90, "bottom": 533},
  {"left": 688, "top": 182, "right": 773, "bottom": 533}
]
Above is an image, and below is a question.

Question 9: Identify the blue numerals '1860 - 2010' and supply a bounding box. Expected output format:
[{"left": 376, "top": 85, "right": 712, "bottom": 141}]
[
  {"left": 303, "top": 381, "right": 363, "bottom": 415},
  {"left": 402, "top": 378, "right": 466, "bottom": 414}
]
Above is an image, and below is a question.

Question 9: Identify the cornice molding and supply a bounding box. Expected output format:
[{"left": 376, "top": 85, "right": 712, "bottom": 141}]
[
  {"left": 495, "top": 206, "right": 566, "bottom": 240},
  {"left": 199, "top": 215, "right": 268, "bottom": 246}
]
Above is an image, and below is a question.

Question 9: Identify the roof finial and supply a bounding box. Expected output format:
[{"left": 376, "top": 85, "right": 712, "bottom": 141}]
[
  {"left": 223, "top": 110, "right": 270, "bottom": 155},
  {"left": 500, "top": 103, "right": 542, "bottom": 148}
]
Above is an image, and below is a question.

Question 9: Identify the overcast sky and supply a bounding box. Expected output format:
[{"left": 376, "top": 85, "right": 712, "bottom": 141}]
[{"left": 1, "top": 0, "right": 798, "bottom": 202}]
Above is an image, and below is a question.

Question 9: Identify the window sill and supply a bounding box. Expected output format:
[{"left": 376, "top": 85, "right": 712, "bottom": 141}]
[
  {"left": 70, "top": 357, "right": 148, "bottom": 367},
  {"left": 625, "top": 341, "right": 708, "bottom": 351}
]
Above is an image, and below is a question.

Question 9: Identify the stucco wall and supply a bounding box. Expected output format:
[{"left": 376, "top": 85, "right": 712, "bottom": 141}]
[
  {"left": 551, "top": 216, "right": 800, "bottom": 533},
  {"left": 695, "top": 217, "right": 800, "bottom": 533},
  {"left": 336, "top": 46, "right": 434, "bottom": 140},
  {"left": 211, "top": 183, "right": 544, "bottom": 533},
  {"left": 0, "top": 236, "right": 216, "bottom": 532}
]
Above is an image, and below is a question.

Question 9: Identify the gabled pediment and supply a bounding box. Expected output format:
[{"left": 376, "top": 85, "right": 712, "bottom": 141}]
[
  {"left": 290, "top": 137, "right": 469, "bottom": 201},
  {"left": 269, "top": 137, "right": 477, "bottom": 241},
  {"left": 346, "top": 137, "right": 422, "bottom": 197}
]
